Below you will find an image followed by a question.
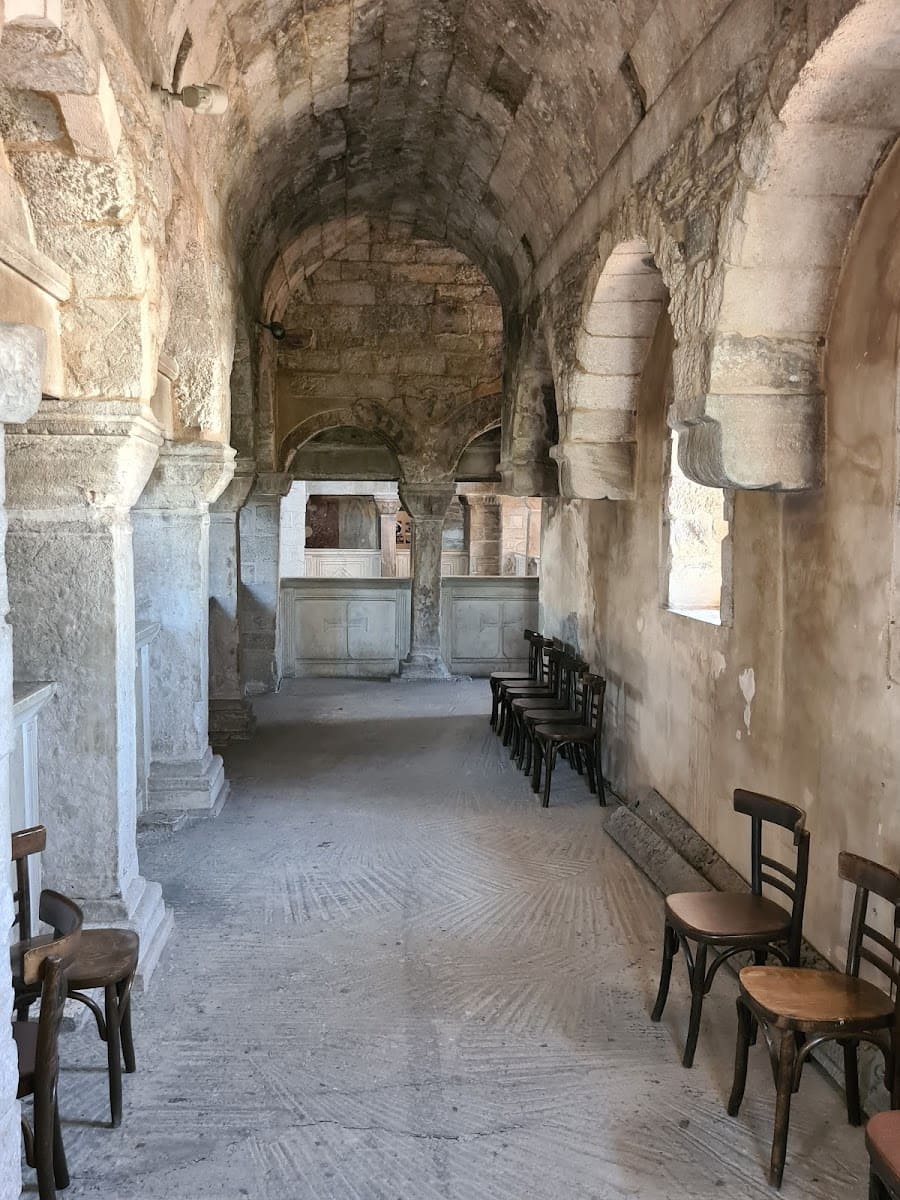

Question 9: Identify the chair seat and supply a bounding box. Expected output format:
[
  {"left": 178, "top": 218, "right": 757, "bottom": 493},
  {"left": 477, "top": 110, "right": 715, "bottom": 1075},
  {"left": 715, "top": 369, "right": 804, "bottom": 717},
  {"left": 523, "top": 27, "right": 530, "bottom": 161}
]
[
  {"left": 513, "top": 697, "right": 568, "bottom": 712},
  {"left": 490, "top": 671, "right": 531, "bottom": 682},
  {"left": 524, "top": 707, "right": 581, "bottom": 723},
  {"left": 67, "top": 928, "right": 139, "bottom": 990},
  {"left": 739, "top": 965, "right": 895, "bottom": 1027},
  {"left": 13, "top": 1020, "right": 37, "bottom": 1098},
  {"left": 534, "top": 722, "right": 592, "bottom": 741},
  {"left": 867, "top": 1111, "right": 900, "bottom": 1195},
  {"left": 666, "top": 891, "right": 791, "bottom": 942}
]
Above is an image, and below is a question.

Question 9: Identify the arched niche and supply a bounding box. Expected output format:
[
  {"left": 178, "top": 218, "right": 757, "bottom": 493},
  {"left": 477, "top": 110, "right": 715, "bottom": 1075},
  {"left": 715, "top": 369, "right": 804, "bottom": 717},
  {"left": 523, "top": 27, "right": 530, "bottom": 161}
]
[
  {"left": 282, "top": 413, "right": 403, "bottom": 482},
  {"left": 676, "top": 0, "right": 900, "bottom": 491},
  {"left": 553, "top": 238, "right": 667, "bottom": 500}
]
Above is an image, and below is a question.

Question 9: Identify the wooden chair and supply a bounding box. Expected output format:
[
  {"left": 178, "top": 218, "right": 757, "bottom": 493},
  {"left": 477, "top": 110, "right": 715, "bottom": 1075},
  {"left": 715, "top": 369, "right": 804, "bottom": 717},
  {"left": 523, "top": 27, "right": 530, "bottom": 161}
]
[
  {"left": 514, "top": 660, "right": 588, "bottom": 774},
  {"left": 728, "top": 851, "right": 900, "bottom": 1189},
  {"left": 868, "top": 1111, "right": 900, "bottom": 1199},
  {"left": 14, "top": 892, "right": 82, "bottom": 1200},
  {"left": 650, "top": 791, "right": 809, "bottom": 1069},
  {"left": 12, "top": 826, "right": 141, "bottom": 1128},
  {"left": 489, "top": 630, "right": 542, "bottom": 729},
  {"left": 531, "top": 672, "right": 607, "bottom": 808},
  {"left": 497, "top": 642, "right": 565, "bottom": 745}
]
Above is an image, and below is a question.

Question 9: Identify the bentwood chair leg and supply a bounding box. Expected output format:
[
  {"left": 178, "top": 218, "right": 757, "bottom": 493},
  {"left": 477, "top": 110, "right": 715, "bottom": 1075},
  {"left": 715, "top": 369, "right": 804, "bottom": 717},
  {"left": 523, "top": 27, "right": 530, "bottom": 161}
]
[
  {"left": 769, "top": 1029, "right": 798, "bottom": 1189},
  {"left": 584, "top": 749, "right": 597, "bottom": 795},
  {"left": 52, "top": 1096, "right": 68, "bottom": 1190},
  {"left": 650, "top": 922, "right": 677, "bottom": 1022},
  {"left": 542, "top": 744, "right": 558, "bottom": 808},
  {"left": 871, "top": 1171, "right": 891, "bottom": 1200},
  {"left": 844, "top": 1039, "right": 862, "bottom": 1125},
  {"left": 105, "top": 983, "right": 123, "bottom": 1127},
  {"left": 34, "top": 1081, "right": 57, "bottom": 1200},
  {"left": 531, "top": 739, "right": 544, "bottom": 794},
  {"left": 728, "top": 998, "right": 753, "bottom": 1116},
  {"left": 682, "top": 941, "right": 708, "bottom": 1068},
  {"left": 118, "top": 976, "right": 136, "bottom": 1073},
  {"left": 890, "top": 1024, "right": 900, "bottom": 1109},
  {"left": 523, "top": 727, "right": 533, "bottom": 776},
  {"left": 572, "top": 745, "right": 584, "bottom": 775}
]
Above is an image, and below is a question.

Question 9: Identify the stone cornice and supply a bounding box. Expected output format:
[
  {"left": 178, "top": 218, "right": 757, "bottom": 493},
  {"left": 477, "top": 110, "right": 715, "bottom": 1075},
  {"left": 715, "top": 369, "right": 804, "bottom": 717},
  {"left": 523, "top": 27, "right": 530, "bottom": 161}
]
[{"left": 134, "top": 439, "right": 237, "bottom": 512}]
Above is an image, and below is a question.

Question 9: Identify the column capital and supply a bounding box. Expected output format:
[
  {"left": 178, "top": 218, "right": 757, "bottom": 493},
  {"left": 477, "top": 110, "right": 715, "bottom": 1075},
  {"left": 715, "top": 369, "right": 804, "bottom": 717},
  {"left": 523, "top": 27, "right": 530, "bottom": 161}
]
[
  {"left": 134, "top": 438, "right": 236, "bottom": 513},
  {"left": 464, "top": 492, "right": 502, "bottom": 507},
  {"left": 211, "top": 458, "right": 256, "bottom": 515},
  {"left": 498, "top": 457, "right": 558, "bottom": 498},
  {"left": 7, "top": 397, "right": 164, "bottom": 514},
  {"left": 252, "top": 470, "right": 293, "bottom": 499},
  {"left": 398, "top": 483, "right": 455, "bottom": 521},
  {"left": 0, "top": 321, "right": 44, "bottom": 425},
  {"left": 373, "top": 496, "right": 402, "bottom": 517}
]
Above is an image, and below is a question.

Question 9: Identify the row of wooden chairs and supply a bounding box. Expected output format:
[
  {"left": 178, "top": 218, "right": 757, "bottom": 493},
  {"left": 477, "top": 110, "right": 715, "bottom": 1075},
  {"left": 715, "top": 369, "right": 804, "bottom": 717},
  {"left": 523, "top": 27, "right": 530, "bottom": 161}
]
[
  {"left": 649, "top": 788, "right": 900, "bottom": 1189},
  {"left": 11, "top": 825, "right": 140, "bottom": 1199},
  {"left": 492, "top": 639, "right": 900, "bottom": 1189},
  {"left": 489, "top": 630, "right": 607, "bottom": 808}
]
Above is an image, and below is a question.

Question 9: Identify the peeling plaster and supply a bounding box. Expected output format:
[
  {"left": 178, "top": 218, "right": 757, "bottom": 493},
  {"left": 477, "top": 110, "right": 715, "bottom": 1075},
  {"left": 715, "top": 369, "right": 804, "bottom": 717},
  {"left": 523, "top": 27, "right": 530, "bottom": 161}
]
[{"left": 738, "top": 667, "right": 755, "bottom": 733}]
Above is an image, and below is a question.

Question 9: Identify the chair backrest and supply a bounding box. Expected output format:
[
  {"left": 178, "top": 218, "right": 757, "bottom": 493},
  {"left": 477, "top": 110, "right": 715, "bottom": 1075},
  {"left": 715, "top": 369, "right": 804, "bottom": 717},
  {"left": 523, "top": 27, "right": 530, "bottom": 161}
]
[
  {"left": 581, "top": 673, "right": 606, "bottom": 735},
  {"left": 525, "top": 631, "right": 544, "bottom": 681},
  {"left": 22, "top": 891, "right": 83, "bottom": 986},
  {"left": 11, "top": 824, "right": 46, "bottom": 943},
  {"left": 839, "top": 852, "right": 900, "bottom": 1005},
  {"left": 544, "top": 645, "right": 566, "bottom": 695},
  {"left": 733, "top": 789, "right": 810, "bottom": 963},
  {"left": 30, "top": 954, "right": 68, "bottom": 1104}
]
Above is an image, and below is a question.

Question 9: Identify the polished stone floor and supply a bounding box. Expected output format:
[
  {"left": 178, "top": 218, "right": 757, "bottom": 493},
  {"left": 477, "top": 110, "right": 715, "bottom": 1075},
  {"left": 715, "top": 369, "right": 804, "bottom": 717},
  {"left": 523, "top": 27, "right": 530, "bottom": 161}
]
[{"left": 42, "top": 679, "right": 866, "bottom": 1198}]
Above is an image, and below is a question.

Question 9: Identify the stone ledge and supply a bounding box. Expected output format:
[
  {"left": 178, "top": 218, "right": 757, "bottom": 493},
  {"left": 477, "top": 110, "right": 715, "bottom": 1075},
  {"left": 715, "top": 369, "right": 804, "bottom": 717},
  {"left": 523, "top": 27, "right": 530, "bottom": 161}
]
[{"left": 605, "top": 786, "right": 889, "bottom": 1113}]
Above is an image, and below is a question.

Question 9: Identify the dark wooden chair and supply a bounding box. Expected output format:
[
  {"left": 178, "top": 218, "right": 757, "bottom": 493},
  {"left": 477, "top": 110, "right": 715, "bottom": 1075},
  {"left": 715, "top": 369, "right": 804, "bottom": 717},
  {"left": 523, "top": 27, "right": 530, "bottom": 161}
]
[
  {"left": 868, "top": 1111, "right": 900, "bottom": 1199},
  {"left": 489, "top": 630, "right": 542, "bottom": 729},
  {"left": 650, "top": 791, "right": 809, "bottom": 1070},
  {"left": 729, "top": 851, "right": 900, "bottom": 1189},
  {"left": 12, "top": 826, "right": 140, "bottom": 1128},
  {"left": 14, "top": 892, "right": 82, "bottom": 1200},
  {"left": 514, "top": 659, "right": 588, "bottom": 774},
  {"left": 531, "top": 672, "right": 607, "bottom": 808},
  {"left": 497, "top": 642, "right": 564, "bottom": 746}
]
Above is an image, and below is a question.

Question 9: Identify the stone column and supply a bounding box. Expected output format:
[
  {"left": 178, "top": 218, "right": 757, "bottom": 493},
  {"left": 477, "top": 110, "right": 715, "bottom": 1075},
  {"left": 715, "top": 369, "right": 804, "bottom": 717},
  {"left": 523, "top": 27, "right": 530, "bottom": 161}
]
[
  {"left": 279, "top": 481, "right": 307, "bottom": 578},
  {"left": 398, "top": 483, "right": 455, "bottom": 679},
  {"left": 467, "top": 492, "right": 502, "bottom": 575},
  {"left": 375, "top": 496, "right": 401, "bottom": 578},
  {"left": 209, "top": 460, "right": 256, "bottom": 751},
  {"left": 132, "top": 440, "right": 236, "bottom": 815},
  {"left": 6, "top": 397, "right": 173, "bottom": 981},
  {"left": 500, "top": 495, "right": 530, "bottom": 575},
  {"left": 239, "top": 472, "right": 292, "bottom": 693},
  {"left": 0, "top": 324, "right": 44, "bottom": 1200}
]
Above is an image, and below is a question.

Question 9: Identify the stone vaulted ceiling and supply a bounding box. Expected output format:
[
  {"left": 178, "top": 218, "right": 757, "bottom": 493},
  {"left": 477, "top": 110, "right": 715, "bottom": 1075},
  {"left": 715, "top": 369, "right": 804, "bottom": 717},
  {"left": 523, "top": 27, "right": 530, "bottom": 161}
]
[{"left": 146, "top": 0, "right": 718, "bottom": 306}]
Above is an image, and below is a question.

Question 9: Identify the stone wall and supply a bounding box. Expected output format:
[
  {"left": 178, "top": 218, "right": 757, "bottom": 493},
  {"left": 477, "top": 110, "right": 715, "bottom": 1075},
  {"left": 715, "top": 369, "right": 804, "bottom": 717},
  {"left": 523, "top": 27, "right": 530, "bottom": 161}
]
[
  {"left": 539, "top": 136, "right": 900, "bottom": 967},
  {"left": 275, "top": 218, "right": 503, "bottom": 482}
]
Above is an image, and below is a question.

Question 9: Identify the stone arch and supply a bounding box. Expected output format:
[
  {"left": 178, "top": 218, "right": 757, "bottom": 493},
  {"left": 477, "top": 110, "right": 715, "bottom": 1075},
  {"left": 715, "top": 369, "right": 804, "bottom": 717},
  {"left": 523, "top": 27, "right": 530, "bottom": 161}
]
[
  {"left": 677, "top": 0, "right": 900, "bottom": 491},
  {"left": 554, "top": 239, "right": 667, "bottom": 500},
  {"left": 0, "top": 3, "right": 157, "bottom": 403},
  {"left": 502, "top": 314, "right": 558, "bottom": 497},
  {"left": 280, "top": 408, "right": 405, "bottom": 474}
]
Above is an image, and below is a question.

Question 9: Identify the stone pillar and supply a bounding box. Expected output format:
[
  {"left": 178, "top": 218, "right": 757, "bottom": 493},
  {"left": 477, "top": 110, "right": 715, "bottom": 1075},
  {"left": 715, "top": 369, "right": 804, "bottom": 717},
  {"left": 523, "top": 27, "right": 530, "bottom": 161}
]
[
  {"left": 499, "top": 495, "right": 530, "bottom": 575},
  {"left": 398, "top": 483, "right": 455, "bottom": 679},
  {"left": 0, "top": 324, "right": 44, "bottom": 1200},
  {"left": 467, "top": 493, "right": 502, "bottom": 575},
  {"left": 239, "top": 471, "right": 292, "bottom": 694},
  {"left": 375, "top": 496, "right": 401, "bottom": 578},
  {"left": 132, "top": 440, "right": 236, "bottom": 815},
  {"left": 6, "top": 397, "right": 173, "bottom": 982},
  {"left": 209, "top": 460, "right": 256, "bottom": 750},
  {"left": 279, "top": 481, "right": 307, "bottom": 578}
]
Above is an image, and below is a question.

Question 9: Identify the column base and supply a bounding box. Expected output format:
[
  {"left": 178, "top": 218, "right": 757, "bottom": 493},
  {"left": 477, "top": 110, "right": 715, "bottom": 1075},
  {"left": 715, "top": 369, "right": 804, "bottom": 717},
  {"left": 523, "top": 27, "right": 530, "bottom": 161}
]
[
  {"left": 144, "top": 746, "right": 230, "bottom": 817},
  {"left": 78, "top": 873, "right": 174, "bottom": 991},
  {"left": 209, "top": 698, "right": 256, "bottom": 750},
  {"left": 398, "top": 653, "right": 452, "bottom": 681}
]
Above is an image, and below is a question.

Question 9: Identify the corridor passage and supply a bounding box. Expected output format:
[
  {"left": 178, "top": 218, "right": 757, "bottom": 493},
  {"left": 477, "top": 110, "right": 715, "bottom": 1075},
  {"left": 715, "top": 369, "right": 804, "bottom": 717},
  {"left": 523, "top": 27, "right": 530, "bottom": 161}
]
[{"left": 57, "top": 681, "right": 863, "bottom": 1198}]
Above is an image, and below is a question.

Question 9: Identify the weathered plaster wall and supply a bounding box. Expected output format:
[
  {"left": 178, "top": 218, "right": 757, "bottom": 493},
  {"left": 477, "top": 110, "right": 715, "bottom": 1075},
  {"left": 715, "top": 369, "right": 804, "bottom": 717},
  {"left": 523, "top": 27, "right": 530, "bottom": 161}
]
[{"left": 540, "top": 141, "right": 900, "bottom": 966}]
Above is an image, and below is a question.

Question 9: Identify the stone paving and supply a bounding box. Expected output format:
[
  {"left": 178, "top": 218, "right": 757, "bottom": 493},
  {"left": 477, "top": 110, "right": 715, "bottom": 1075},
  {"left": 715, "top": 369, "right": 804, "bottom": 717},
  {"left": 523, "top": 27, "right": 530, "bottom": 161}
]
[{"left": 45, "top": 679, "right": 866, "bottom": 1199}]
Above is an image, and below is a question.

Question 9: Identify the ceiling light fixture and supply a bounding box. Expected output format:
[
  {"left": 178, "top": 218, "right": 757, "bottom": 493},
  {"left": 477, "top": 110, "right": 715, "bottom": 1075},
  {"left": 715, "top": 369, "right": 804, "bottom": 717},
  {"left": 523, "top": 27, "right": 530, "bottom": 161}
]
[
  {"left": 257, "top": 320, "right": 287, "bottom": 340},
  {"left": 154, "top": 83, "right": 229, "bottom": 115}
]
